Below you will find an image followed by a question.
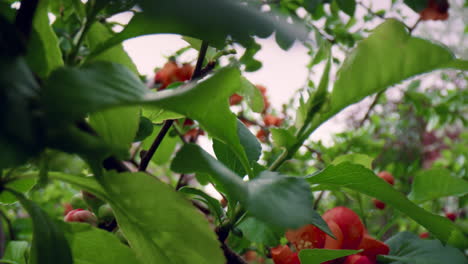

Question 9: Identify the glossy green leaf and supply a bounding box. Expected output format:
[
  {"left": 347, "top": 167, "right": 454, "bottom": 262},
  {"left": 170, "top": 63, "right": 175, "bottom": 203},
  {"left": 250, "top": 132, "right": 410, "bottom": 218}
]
[
  {"left": 98, "top": 171, "right": 225, "bottom": 264},
  {"left": 403, "top": 0, "right": 427, "bottom": 12},
  {"left": 62, "top": 223, "right": 142, "bottom": 264},
  {"left": 89, "top": 106, "right": 140, "bottom": 150},
  {"left": 26, "top": 0, "right": 64, "bottom": 78},
  {"left": 307, "top": 163, "right": 468, "bottom": 248},
  {"left": 408, "top": 168, "right": 468, "bottom": 203},
  {"left": 172, "top": 144, "right": 331, "bottom": 234},
  {"left": 43, "top": 64, "right": 250, "bottom": 173},
  {"left": 90, "top": 0, "right": 306, "bottom": 57},
  {"left": 142, "top": 107, "right": 184, "bottom": 124},
  {"left": 1, "top": 241, "right": 29, "bottom": 264},
  {"left": 238, "top": 217, "right": 283, "bottom": 247},
  {"left": 9, "top": 192, "right": 72, "bottom": 264},
  {"left": 134, "top": 116, "right": 154, "bottom": 142},
  {"left": 43, "top": 61, "right": 147, "bottom": 122},
  {"left": 213, "top": 120, "right": 261, "bottom": 176},
  {"left": 331, "top": 153, "right": 374, "bottom": 169},
  {"left": 383, "top": 232, "right": 467, "bottom": 264},
  {"left": 299, "top": 249, "right": 359, "bottom": 264},
  {"left": 316, "top": 19, "right": 468, "bottom": 127}
]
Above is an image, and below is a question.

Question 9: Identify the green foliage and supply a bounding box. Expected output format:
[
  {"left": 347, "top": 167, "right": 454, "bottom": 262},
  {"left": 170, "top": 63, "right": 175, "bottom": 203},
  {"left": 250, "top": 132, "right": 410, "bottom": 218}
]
[
  {"left": 308, "top": 162, "right": 467, "bottom": 248},
  {"left": 408, "top": 168, "right": 468, "bottom": 203},
  {"left": 63, "top": 223, "right": 141, "bottom": 264},
  {"left": 384, "top": 232, "right": 468, "bottom": 264},
  {"left": 299, "top": 249, "right": 360, "bottom": 264}
]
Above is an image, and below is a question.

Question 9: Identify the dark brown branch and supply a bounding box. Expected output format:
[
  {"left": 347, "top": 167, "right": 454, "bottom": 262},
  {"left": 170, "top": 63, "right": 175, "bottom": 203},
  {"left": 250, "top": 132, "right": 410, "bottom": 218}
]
[
  {"left": 15, "top": 0, "right": 39, "bottom": 42},
  {"left": 313, "top": 190, "right": 325, "bottom": 210},
  {"left": 138, "top": 120, "right": 174, "bottom": 171},
  {"left": 222, "top": 243, "right": 248, "bottom": 264}
]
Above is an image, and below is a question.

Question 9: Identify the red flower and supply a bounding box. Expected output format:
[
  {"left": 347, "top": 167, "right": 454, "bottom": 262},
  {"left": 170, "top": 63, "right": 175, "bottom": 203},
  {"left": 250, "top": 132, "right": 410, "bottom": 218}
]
[{"left": 64, "top": 209, "right": 97, "bottom": 226}]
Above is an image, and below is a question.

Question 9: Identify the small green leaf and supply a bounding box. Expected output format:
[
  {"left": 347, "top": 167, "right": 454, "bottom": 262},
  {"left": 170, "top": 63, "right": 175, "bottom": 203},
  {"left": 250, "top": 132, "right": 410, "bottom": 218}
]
[
  {"left": 238, "top": 76, "right": 264, "bottom": 113},
  {"left": 336, "top": 0, "right": 356, "bottom": 16},
  {"left": 134, "top": 116, "right": 154, "bottom": 142},
  {"left": 9, "top": 191, "right": 72, "bottom": 264},
  {"left": 270, "top": 128, "right": 296, "bottom": 149},
  {"left": 178, "top": 187, "right": 224, "bottom": 222},
  {"left": 62, "top": 223, "right": 142, "bottom": 264},
  {"left": 2, "top": 241, "right": 29, "bottom": 264},
  {"left": 307, "top": 163, "right": 468, "bottom": 249},
  {"left": 408, "top": 168, "right": 468, "bottom": 203},
  {"left": 299, "top": 249, "right": 359, "bottom": 264},
  {"left": 238, "top": 217, "right": 283, "bottom": 247},
  {"left": 383, "top": 232, "right": 467, "bottom": 264},
  {"left": 213, "top": 120, "right": 261, "bottom": 176}
]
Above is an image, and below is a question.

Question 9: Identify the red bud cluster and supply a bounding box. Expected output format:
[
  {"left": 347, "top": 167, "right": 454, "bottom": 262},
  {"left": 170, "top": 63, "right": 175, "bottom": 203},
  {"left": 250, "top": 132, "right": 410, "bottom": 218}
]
[{"left": 154, "top": 61, "right": 194, "bottom": 90}]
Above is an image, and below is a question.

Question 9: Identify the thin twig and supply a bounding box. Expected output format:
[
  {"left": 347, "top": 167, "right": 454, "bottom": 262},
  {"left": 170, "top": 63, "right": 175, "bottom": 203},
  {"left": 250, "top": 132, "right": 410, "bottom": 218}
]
[
  {"left": 313, "top": 190, "right": 325, "bottom": 210},
  {"left": 409, "top": 17, "right": 422, "bottom": 33},
  {"left": 357, "top": 91, "right": 383, "bottom": 128},
  {"left": 138, "top": 120, "right": 174, "bottom": 171}
]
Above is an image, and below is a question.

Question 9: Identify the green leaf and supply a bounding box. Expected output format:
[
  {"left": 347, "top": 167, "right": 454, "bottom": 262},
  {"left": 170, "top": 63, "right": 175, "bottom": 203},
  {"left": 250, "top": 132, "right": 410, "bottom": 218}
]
[
  {"left": 299, "top": 249, "right": 359, "bottom": 264},
  {"left": 43, "top": 61, "right": 148, "bottom": 122},
  {"left": 238, "top": 76, "right": 264, "bottom": 113},
  {"left": 142, "top": 107, "right": 184, "bottom": 124},
  {"left": 141, "top": 125, "right": 179, "bottom": 165},
  {"left": 408, "top": 168, "right": 468, "bottom": 203},
  {"left": 182, "top": 36, "right": 217, "bottom": 61},
  {"left": 403, "top": 0, "right": 427, "bottom": 12},
  {"left": 98, "top": 171, "right": 225, "bottom": 264},
  {"left": 9, "top": 192, "right": 72, "bottom": 264},
  {"left": 178, "top": 187, "right": 224, "bottom": 222},
  {"left": 62, "top": 223, "right": 142, "bottom": 264},
  {"left": 270, "top": 128, "right": 296, "bottom": 149},
  {"left": 383, "top": 232, "right": 467, "bottom": 264},
  {"left": 26, "top": 0, "right": 64, "bottom": 78},
  {"left": 316, "top": 19, "right": 468, "bottom": 128},
  {"left": 1, "top": 241, "right": 29, "bottom": 264},
  {"left": 239, "top": 40, "right": 262, "bottom": 72},
  {"left": 238, "top": 217, "right": 283, "bottom": 247},
  {"left": 85, "top": 22, "right": 139, "bottom": 74},
  {"left": 90, "top": 0, "right": 306, "bottom": 57},
  {"left": 0, "top": 178, "right": 36, "bottom": 205},
  {"left": 172, "top": 144, "right": 331, "bottom": 234},
  {"left": 331, "top": 153, "right": 374, "bottom": 169},
  {"left": 43, "top": 64, "right": 251, "bottom": 174},
  {"left": 134, "top": 116, "right": 154, "bottom": 142},
  {"left": 307, "top": 163, "right": 468, "bottom": 249},
  {"left": 213, "top": 120, "right": 261, "bottom": 176},
  {"left": 89, "top": 106, "right": 140, "bottom": 150},
  {"left": 336, "top": 0, "right": 356, "bottom": 16}
]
